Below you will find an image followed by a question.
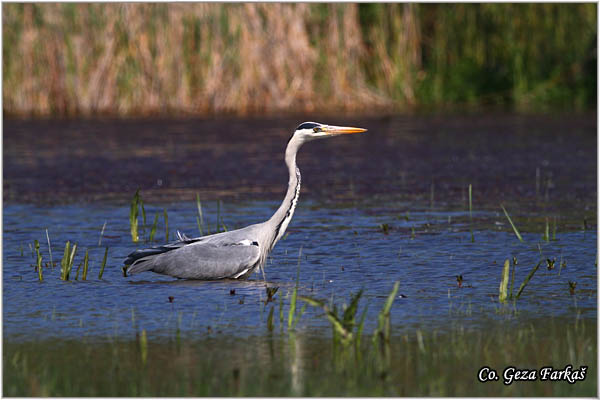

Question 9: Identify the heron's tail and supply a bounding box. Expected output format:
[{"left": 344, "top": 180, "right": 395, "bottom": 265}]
[{"left": 124, "top": 231, "right": 196, "bottom": 275}]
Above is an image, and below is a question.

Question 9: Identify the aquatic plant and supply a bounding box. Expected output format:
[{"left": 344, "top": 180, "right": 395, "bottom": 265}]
[
  {"left": 498, "top": 257, "right": 542, "bottom": 301},
  {"left": 98, "top": 247, "right": 108, "bottom": 279},
  {"left": 515, "top": 261, "right": 541, "bottom": 299},
  {"left": 45, "top": 229, "right": 54, "bottom": 267},
  {"left": 287, "top": 248, "right": 306, "bottom": 331},
  {"left": 267, "top": 306, "right": 275, "bottom": 332},
  {"left": 498, "top": 260, "right": 510, "bottom": 302},
  {"left": 60, "top": 241, "right": 77, "bottom": 281},
  {"left": 379, "top": 223, "right": 390, "bottom": 235},
  {"left": 149, "top": 212, "right": 159, "bottom": 242},
  {"left": 139, "top": 329, "right": 148, "bottom": 365},
  {"left": 301, "top": 282, "right": 399, "bottom": 350},
  {"left": 300, "top": 291, "right": 363, "bottom": 346},
  {"left": 372, "top": 281, "right": 400, "bottom": 349},
  {"left": 500, "top": 204, "right": 523, "bottom": 242},
  {"left": 82, "top": 249, "right": 90, "bottom": 280},
  {"left": 265, "top": 287, "right": 278, "bottom": 303},
  {"left": 34, "top": 240, "right": 43, "bottom": 281},
  {"left": 130, "top": 190, "right": 140, "bottom": 243},
  {"left": 543, "top": 217, "right": 550, "bottom": 242},
  {"left": 4, "top": 317, "right": 596, "bottom": 396},
  {"left": 568, "top": 281, "right": 577, "bottom": 295},
  {"left": 98, "top": 221, "right": 107, "bottom": 246}
]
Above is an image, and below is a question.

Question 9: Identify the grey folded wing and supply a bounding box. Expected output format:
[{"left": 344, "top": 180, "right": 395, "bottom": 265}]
[{"left": 127, "top": 240, "right": 261, "bottom": 280}]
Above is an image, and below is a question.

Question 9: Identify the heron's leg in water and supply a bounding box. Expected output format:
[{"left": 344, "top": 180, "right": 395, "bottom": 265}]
[{"left": 260, "top": 264, "right": 267, "bottom": 284}]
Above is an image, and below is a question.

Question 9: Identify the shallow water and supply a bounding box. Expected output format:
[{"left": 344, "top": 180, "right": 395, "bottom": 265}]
[{"left": 3, "top": 114, "right": 597, "bottom": 341}]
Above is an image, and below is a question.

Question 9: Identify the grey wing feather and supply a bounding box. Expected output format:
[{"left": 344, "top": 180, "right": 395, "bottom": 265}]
[{"left": 127, "top": 241, "right": 261, "bottom": 280}]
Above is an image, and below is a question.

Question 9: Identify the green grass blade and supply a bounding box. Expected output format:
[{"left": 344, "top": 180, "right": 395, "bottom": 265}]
[
  {"left": 288, "top": 247, "right": 302, "bottom": 330},
  {"left": 130, "top": 189, "right": 140, "bottom": 243},
  {"left": 75, "top": 263, "right": 81, "bottom": 280},
  {"left": 501, "top": 204, "right": 523, "bottom": 242},
  {"left": 293, "top": 304, "right": 306, "bottom": 330},
  {"left": 140, "top": 329, "right": 148, "bottom": 365},
  {"left": 279, "top": 291, "right": 284, "bottom": 328},
  {"left": 98, "top": 247, "right": 108, "bottom": 279},
  {"left": 98, "top": 220, "right": 107, "bottom": 246},
  {"left": 149, "top": 212, "right": 159, "bottom": 242},
  {"left": 516, "top": 261, "right": 542, "bottom": 298},
  {"left": 60, "top": 241, "right": 71, "bottom": 280},
  {"left": 288, "top": 287, "right": 297, "bottom": 330},
  {"left": 373, "top": 281, "right": 400, "bottom": 344},
  {"left": 82, "top": 249, "right": 89, "bottom": 281},
  {"left": 342, "top": 289, "right": 363, "bottom": 329},
  {"left": 298, "top": 295, "right": 325, "bottom": 308},
  {"left": 267, "top": 306, "right": 275, "bottom": 331},
  {"left": 34, "top": 240, "right": 43, "bottom": 281},
  {"left": 381, "top": 281, "right": 400, "bottom": 317},
  {"left": 355, "top": 304, "right": 369, "bottom": 351},
  {"left": 66, "top": 243, "right": 78, "bottom": 281},
  {"left": 45, "top": 229, "right": 53, "bottom": 267},
  {"left": 499, "top": 259, "right": 510, "bottom": 302},
  {"left": 509, "top": 261, "right": 516, "bottom": 299},
  {"left": 140, "top": 196, "right": 146, "bottom": 227},
  {"left": 324, "top": 312, "right": 351, "bottom": 341}
]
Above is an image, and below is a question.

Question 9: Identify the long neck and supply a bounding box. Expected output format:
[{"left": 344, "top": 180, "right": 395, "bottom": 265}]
[{"left": 267, "top": 137, "right": 302, "bottom": 250}]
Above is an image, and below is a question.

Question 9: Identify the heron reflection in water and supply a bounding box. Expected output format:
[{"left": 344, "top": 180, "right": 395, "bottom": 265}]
[{"left": 124, "top": 122, "right": 367, "bottom": 280}]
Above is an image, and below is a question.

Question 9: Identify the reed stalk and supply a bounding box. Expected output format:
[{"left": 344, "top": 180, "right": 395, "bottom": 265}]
[
  {"left": 82, "top": 249, "right": 89, "bottom": 280},
  {"left": 98, "top": 221, "right": 107, "bottom": 246},
  {"left": 373, "top": 281, "right": 400, "bottom": 346},
  {"left": 149, "top": 213, "right": 159, "bottom": 242},
  {"left": 498, "top": 259, "right": 510, "bottom": 302},
  {"left": 34, "top": 240, "right": 43, "bottom": 281},
  {"left": 60, "top": 241, "right": 77, "bottom": 281},
  {"left": 140, "top": 329, "right": 148, "bottom": 365},
  {"left": 45, "top": 229, "right": 53, "bottom": 267},
  {"left": 288, "top": 247, "right": 302, "bottom": 330},
  {"left": 3, "top": 4, "right": 595, "bottom": 117},
  {"left": 501, "top": 204, "right": 524, "bottom": 242},
  {"left": 515, "top": 261, "right": 542, "bottom": 299},
  {"left": 130, "top": 190, "right": 140, "bottom": 243},
  {"left": 98, "top": 247, "right": 108, "bottom": 279}
]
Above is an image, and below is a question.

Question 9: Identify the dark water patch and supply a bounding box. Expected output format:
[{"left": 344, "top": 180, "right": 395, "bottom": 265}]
[{"left": 4, "top": 114, "right": 596, "bottom": 213}]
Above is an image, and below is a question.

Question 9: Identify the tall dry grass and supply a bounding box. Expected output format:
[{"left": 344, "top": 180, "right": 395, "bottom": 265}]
[{"left": 2, "top": 3, "right": 596, "bottom": 117}]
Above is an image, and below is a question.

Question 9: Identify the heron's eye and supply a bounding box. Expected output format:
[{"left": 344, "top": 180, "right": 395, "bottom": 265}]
[{"left": 313, "top": 127, "right": 321, "bottom": 133}]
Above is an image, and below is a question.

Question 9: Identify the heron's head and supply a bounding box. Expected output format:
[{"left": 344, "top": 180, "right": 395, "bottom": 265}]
[{"left": 292, "top": 122, "right": 367, "bottom": 143}]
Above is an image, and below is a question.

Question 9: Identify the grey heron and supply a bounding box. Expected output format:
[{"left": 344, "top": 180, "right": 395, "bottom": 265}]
[{"left": 124, "top": 122, "right": 367, "bottom": 280}]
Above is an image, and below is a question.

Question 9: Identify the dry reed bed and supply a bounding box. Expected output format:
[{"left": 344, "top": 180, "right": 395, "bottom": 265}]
[{"left": 3, "top": 3, "right": 596, "bottom": 116}]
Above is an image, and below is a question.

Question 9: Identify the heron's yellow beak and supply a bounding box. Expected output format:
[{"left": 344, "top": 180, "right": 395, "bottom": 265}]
[{"left": 324, "top": 125, "right": 368, "bottom": 135}]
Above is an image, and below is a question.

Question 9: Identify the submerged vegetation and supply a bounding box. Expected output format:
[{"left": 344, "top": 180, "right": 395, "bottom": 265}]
[
  {"left": 3, "top": 3, "right": 596, "bottom": 117},
  {"left": 3, "top": 316, "right": 595, "bottom": 396}
]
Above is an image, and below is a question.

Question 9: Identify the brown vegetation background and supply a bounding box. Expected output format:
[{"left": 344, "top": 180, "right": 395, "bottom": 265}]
[{"left": 3, "top": 3, "right": 596, "bottom": 117}]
